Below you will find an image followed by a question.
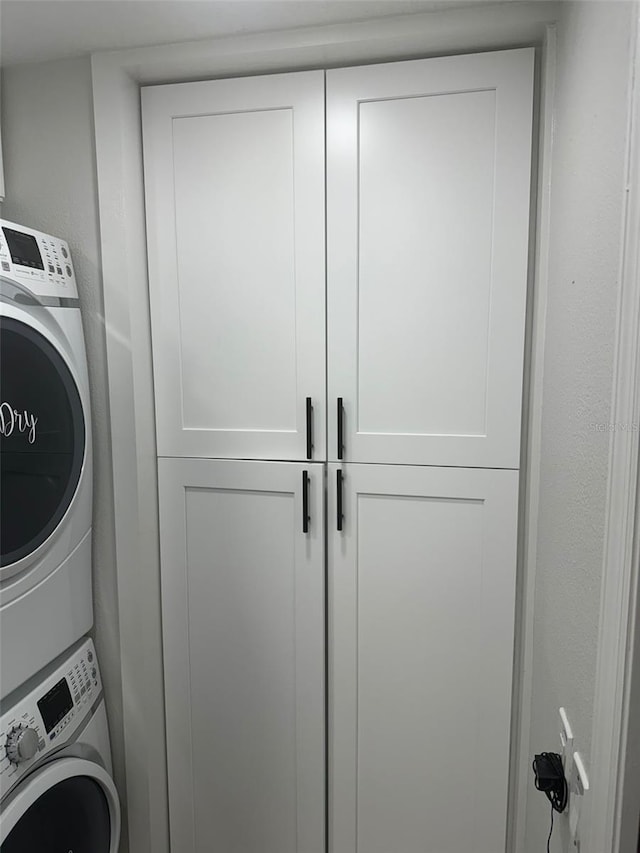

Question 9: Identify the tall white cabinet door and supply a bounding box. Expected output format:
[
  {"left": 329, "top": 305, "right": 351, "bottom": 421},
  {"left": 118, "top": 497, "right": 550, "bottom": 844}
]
[
  {"left": 328, "top": 463, "right": 519, "bottom": 853},
  {"left": 143, "top": 72, "right": 326, "bottom": 461},
  {"left": 159, "top": 458, "right": 325, "bottom": 853},
  {"left": 327, "top": 49, "right": 534, "bottom": 468}
]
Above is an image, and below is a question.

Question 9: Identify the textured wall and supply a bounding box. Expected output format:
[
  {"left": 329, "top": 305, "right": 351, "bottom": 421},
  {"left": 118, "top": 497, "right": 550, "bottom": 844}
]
[
  {"left": 525, "top": 3, "right": 634, "bottom": 851},
  {"left": 1, "top": 56, "right": 128, "bottom": 852}
]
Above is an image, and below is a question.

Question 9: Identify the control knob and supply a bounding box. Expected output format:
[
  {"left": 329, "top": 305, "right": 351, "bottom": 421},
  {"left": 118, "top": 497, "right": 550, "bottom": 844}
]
[{"left": 6, "top": 725, "right": 39, "bottom": 764}]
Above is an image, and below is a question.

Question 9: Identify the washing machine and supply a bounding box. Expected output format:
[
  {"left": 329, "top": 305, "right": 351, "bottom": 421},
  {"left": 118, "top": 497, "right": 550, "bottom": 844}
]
[
  {"left": 0, "top": 220, "right": 93, "bottom": 698},
  {"left": 0, "top": 637, "right": 120, "bottom": 852}
]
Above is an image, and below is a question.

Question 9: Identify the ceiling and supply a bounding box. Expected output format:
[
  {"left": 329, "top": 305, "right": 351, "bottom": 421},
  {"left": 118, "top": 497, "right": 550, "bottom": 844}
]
[{"left": 0, "top": 0, "right": 509, "bottom": 67}]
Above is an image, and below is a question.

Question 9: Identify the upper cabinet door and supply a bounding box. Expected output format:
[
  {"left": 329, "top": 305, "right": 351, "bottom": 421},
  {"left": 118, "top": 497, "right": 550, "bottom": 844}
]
[
  {"left": 142, "top": 71, "right": 326, "bottom": 461},
  {"left": 327, "top": 50, "right": 534, "bottom": 468}
]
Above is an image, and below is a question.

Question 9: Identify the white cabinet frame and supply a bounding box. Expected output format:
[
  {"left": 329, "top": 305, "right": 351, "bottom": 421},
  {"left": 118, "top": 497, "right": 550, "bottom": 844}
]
[{"left": 92, "top": 9, "right": 568, "bottom": 853}]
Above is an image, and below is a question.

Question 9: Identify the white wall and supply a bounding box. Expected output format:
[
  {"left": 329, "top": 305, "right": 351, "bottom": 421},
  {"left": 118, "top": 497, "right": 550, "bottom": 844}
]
[
  {"left": 525, "top": 3, "right": 635, "bottom": 851},
  {"left": 0, "top": 56, "right": 128, "bottom": 852}
]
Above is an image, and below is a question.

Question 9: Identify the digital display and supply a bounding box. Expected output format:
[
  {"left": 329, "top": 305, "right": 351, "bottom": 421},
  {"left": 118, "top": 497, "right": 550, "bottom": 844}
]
[
  {"left": 37, "top": 678, "right": 73, "bottom": 733},
  {"left": 2, "top": 227, "right": 44, "bottom": 270}
]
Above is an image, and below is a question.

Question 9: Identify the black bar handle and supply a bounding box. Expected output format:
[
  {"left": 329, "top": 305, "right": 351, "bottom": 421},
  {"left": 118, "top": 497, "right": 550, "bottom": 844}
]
[
  {"left": 337, "top": 469, "right": 344, "bottom": 532},
  {"left": 337, "top": 397, "right": 344, "bottom": 460},
  {"left": 306, "top": 397, "right": 313, "bottom": 460},
  {"left": 302, "top": 470, "right": 310, "bottom": 534}
]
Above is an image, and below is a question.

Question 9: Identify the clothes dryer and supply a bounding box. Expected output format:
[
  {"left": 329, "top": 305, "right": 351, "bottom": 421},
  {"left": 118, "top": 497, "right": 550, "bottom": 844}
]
[{"left": 0, "top": 221, "right": 93, "bottom": 697}]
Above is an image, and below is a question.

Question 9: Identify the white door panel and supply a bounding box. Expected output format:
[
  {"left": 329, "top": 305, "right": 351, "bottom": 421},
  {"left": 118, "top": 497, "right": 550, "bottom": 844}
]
[
  {"left": 159, "top": 458, "right": 325, "bottom": 853},
  {"left": 327, "top": 49, "right": 534, "bottom": 467},
  {"left": 143, "top": 72, "right": 325, "bottom": 460},
  {"left": 328, "top": 463, "right": 519, "bottom": 853}
]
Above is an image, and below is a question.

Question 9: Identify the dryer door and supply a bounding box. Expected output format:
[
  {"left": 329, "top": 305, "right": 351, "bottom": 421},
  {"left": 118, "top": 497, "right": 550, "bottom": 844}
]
[
  {"left": 0, "top": 315, "right": 85, "bottom": 568},
  {"left": 0, "top": 758, "right": 120, "bottom": 852}
]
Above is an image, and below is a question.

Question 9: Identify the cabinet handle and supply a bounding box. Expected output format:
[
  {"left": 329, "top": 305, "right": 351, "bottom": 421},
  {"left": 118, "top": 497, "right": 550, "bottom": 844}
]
[
  {"left": 337, "top": 398, "right": 344, "bottom": 460},
  {"left": 306, "top": 397, "right": 314, "bottom": 460},
  {"left": 302, "top": 470, "right": 310, "bottom": 534},
  {"left": 337, "top": 469, "right": 344, "bottom": 532}
]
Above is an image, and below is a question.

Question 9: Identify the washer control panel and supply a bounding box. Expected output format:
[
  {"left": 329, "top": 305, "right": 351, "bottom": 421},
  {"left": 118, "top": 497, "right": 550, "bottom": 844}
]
[
  {"left": 0, "top": 218, "right": 78, "bottom": 299},
  {"left": 0, "top": 639, "right": 101, "bottom": 800}
]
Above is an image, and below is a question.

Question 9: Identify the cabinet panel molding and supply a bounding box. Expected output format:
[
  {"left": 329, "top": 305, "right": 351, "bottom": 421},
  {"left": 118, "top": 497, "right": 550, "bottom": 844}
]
[
  {"left": 328, "top": 463, "right": 519, "bottom": 853},
  {"left": 327, "top": 49, "right": 534, "bottom": 468},
  {"left": 159, "top": 458, "right": 325, "bottom": 853},
  {"left": 143, "top": 71, "right": 326, "bottom": 461}
]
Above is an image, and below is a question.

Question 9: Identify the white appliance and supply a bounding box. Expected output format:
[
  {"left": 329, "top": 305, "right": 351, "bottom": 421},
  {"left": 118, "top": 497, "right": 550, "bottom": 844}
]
[
  {"left": 0, "top": 220, "right": 93, "bottom": 698},
  {"left": 0, "top": 638, "right": 120, "bottom": 851}
]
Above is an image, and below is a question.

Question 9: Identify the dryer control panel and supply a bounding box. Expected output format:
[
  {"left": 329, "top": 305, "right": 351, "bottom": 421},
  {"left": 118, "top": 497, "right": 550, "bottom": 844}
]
[
  {"left": 0, "top": 639, "right": 101, "bottom": 801},
  {"left": 0, "top": 219, "right": 78, "bottom": 299}
]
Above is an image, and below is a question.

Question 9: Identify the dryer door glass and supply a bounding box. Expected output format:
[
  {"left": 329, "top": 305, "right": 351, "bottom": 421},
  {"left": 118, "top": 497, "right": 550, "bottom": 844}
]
[
  {"left": 1, "top": 776, "right": 111, "bottom": 852},
  {"left": 0, "top": 316, "right": 85, "bottom": 567}
]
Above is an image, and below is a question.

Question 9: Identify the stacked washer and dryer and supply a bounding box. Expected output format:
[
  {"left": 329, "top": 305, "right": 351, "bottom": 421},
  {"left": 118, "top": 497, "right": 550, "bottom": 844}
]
[{"left": 0, "top": 221, "right": 120, "bottom": 851}]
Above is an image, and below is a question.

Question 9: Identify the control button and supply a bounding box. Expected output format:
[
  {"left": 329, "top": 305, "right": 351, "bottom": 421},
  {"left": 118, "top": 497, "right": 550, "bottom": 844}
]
[
  {"left": 61, "top": 246, "right": 68, "bottom": 258},
  {"left": 5, "top": 726, "right": 39, "bottom": 764},
  {"left": 91, "top": 667, "right": 97, "bottom": 679},
  {"left": 48, "top": 264, "right": 55, "bottom": 273},
  {"left": 80, "top": 686, "right": 86, "bottom": 695},
  {"left": 87, "top": 650, "right": 93, "bottom": 663},
  {"left": 56, "top": 267, "right": 62, "bottom": 275},
  {"left": 65, "top": 265, "right": 72, "bottom": 277}
]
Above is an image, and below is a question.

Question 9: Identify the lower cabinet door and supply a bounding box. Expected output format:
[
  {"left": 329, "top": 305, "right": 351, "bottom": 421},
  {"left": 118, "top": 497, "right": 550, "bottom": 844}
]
[
  {"left": 158, "top": 458, "right": 325, "bottom": 853},
  {"left": 328, "top": 463, "right": 519, "bottom": 853}
]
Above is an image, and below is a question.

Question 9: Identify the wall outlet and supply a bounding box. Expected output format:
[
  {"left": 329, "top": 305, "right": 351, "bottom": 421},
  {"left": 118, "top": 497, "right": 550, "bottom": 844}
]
[
  {"left": 559, "top": 707, "right": 574, "bottom": 779},
  {"left": 569, "top": 751, "right": 589, "bottom": 847}
]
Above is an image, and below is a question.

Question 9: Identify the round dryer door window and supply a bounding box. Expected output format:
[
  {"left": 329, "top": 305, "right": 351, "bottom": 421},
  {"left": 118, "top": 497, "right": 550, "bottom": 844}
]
[
  {"left": 1, "top": 776, "right": 111, "bottom": 852},
  {"left": 0, "top": 316, "right": 85, "bottom": 567}
]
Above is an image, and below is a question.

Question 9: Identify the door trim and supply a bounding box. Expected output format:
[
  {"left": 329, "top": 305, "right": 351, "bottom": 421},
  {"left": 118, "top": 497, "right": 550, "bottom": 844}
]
[
  {"left": 91, "top": 8, "right": 560, "bottom": 852},
  {"left": 585, "top": 10, "right": 640, "bottom": 853},
  {"left": 509, "top": 22, "right": 556, "bottom": 853}
]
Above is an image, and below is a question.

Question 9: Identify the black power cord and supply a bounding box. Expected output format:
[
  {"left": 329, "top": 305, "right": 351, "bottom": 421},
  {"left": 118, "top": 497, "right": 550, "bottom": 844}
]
[
  {"left": 546, "top": 803, "right": 555, "bottom": 853},
  {"left": 532, "top": 752, "right": 568, "bottom": 852}
]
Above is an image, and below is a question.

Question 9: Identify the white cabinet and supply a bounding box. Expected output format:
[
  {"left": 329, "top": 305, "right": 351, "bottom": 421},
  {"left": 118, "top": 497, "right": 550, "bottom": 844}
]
[
  {"left": 143, "top": 48, "right": 534, "bottom": 853},
  {"left": 143, "top": 72, "right": 326, "bottom": 461},
  {"left": 328, "top": 463, "right": 519, "bottom": 853},
  {"left": 158, "top": 458, "right": 325, "bottom": 853},
  {"left": 143, "top": 50, "right": 534, "bottom": 468},
  {"left": 327, "top": 50, "right": 534, "bottom": 468}
]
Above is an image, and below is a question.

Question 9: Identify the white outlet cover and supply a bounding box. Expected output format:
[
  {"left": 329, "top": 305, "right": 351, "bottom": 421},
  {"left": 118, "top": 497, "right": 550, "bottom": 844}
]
[
  {"left": 569, "top": 752, "right": 589, "bottom": 843},
  {"left": 573, "top": 752, "right": 589, "bottom": 794},
  {"left": 569, "top": 790, "right": 580, "bottom": 839},
  {"left": 559, "top": 707, "right": 574, "bottom": 777}
]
